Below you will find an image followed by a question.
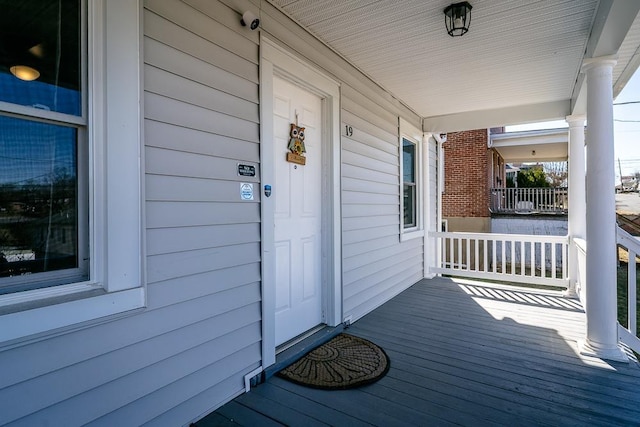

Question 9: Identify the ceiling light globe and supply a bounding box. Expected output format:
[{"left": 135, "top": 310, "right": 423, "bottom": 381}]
[{"left": 10, "top": 65, "right": 40, "bottom": 81}]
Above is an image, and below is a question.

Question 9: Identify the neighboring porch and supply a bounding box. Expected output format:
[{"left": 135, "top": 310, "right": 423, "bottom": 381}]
[
  {"left": 488, "top": 129, "right": 569, "bottom": 216},
  {"left": 490, "top": 187, "right": 568, "bottom": 215},
  {"left": 200, "top": 277, "right": 640, "bottom": 427}
]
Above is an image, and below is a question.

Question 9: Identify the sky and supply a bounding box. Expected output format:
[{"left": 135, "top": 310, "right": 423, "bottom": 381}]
[
  {"left": 614, "top": 70, "right": 640, "bottom": 176},
  {"left": 0, "top": 73, "right": 80, "bottom": 185},
  {"left": 506, "top": 69, "right": 640, "bottom": 179}
]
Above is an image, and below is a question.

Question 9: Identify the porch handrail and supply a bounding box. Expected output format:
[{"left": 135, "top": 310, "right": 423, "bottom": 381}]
[
  {"left": 490, "top": 187, "right": 568, "bottom": 214},
  {"left": 430, "top": 231, "right": 569, "bottom": 288},
  {"left": 616, "top": 226, "right": 640, "bottom": 354}
]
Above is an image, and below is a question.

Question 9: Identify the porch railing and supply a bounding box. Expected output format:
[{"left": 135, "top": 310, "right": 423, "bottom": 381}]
[
  {"left": 616, "top": 226, "right": 640, "bottom": 354},
  {"left": 430, "top": 231, "right": 569, "bottom": 288},
  {"left": 574, "top": 238, "right": 586, "bottom": 302},
  {"left": 490, "top": 187, "right": 568, "bottom": 214}
]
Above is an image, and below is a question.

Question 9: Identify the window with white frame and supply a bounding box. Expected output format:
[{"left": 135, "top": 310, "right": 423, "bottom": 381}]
[
  {"left": 0, "top": 1, "right": 88, "bottom": 294},
  {"left": 400, "top": 120, "right": 424, "bottom": 240},
  {"left": 0, "top": 0, "right": 143, "bottom": 345},
  {"left": 402, "top": 137, "right": 417, "bottom": 229}
]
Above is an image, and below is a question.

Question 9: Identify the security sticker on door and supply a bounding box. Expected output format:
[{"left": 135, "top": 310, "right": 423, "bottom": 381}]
[{"left": 240, "top": 183, "right": 254, "bottom": 201}]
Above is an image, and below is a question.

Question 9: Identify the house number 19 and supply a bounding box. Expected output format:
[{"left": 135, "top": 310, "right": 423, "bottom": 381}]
[{"left": 345, "top": 125, "right": 353, "bottom": 137}]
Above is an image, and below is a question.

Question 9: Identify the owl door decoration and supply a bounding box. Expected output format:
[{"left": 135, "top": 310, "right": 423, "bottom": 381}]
[{"left": 286, "top": 121, "right": 307, "bottom": 166}]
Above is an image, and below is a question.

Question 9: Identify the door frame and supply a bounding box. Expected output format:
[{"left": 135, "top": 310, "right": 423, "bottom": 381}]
[{"left": 260, "top": 36, "right": 342, "bottom": 367}]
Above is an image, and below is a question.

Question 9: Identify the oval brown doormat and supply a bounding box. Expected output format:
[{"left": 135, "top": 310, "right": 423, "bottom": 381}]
[{"left": 278, "top": 333, "right": 390, "bottom": 389}]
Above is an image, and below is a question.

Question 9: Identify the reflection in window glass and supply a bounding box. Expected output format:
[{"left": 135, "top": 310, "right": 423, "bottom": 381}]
[
  {"left": 0, "top": 0, "right": 81, "bottom": 116},
  {"left": 0, "top": 116, "right": 86, "bottom": 291},
  {"left": 0, "top": 1, "right": 86, "bottom": 294},
  {"left": 403, "top": 138, "right": 417, "bottom": 228},
  {"left": 403, "top": 139, "right": 415, "bottom": 182},
  {"left": 404, "top": 185, "right": 416, "bottom": 228}
]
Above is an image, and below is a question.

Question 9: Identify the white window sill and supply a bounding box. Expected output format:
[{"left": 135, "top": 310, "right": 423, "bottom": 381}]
[
  {"left": 0, "top": 286, "right": 145, "bottom": 346},
  {"left": 0, "top": 0, "right": 144, "bottom": 350},
  {"left": 401, "top": 229, "right": 425, "bottom": 242}
]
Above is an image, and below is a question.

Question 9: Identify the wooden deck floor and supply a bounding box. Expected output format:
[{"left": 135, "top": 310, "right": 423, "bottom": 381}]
[{"left": 198, "top": 277, "right": 640, "bottom": 426}]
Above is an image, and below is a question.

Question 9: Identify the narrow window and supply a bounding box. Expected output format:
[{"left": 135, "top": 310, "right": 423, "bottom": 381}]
[{"left": 403, "top": 137, "right": 417, "bottom": 229}]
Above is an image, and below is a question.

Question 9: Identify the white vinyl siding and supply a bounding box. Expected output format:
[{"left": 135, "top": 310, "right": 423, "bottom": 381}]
[
  {"left": 341, "top": 89, "right": 423, "bottom": 321},
  {"left": 0, "top": 1, "right": 261, "bottom": 425},
  {"left": 137, "top": 1, "right": 262, "bottom": 424}
]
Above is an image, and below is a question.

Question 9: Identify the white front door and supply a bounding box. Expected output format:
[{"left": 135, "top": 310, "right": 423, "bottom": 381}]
[{"left": 273, "top": 76, "right": 324, "bottom": 345}]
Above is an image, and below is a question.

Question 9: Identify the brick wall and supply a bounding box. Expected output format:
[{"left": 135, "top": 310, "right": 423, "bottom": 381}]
[{"left": 443, "top": 129, "right": 490, "bottom": 218}]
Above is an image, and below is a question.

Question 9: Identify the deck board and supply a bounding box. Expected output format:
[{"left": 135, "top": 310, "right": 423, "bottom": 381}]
[
  {"left": 198, "top": 277, "right": 640, "bottom": 426},
  {"left": 249, "top": 382, "right": 372, "bottom": 427},
  {"left": 234, "top": 391, "right": 329, "bottom": 427}
]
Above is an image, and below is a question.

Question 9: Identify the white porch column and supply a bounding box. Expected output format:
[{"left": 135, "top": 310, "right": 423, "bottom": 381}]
[
  {"left": 580, "top": 56, "right": 627, "bottom": 362},
  {"left": 424, "top": 132, "right": 447, "bottom": 278},
  {"left": 565, "top": 115, "right": 586, "bottom": 298},
  {"left": 423, "top": 133, "right": 434, "bottom": 278}
]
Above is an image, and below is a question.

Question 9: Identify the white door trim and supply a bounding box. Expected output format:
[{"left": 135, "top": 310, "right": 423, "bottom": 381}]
[{"left": 260, "top": 37, "right": 342, "bottom": 368}]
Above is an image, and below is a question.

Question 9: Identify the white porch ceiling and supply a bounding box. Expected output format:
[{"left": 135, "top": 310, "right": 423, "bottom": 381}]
[
  {"left": 490, "top": 128, "right": 568, "bottom": 162},
  {"left": 613, "top": 10, "right": 640, "bottom": 96},
  {"left": 267, "top": 0, "right": 640, "bottom": 131}
]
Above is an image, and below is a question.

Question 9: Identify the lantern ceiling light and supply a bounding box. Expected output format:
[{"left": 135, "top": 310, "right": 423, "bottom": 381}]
[{"left": 444, "top": 2, "right": 473, "bottom": 37}]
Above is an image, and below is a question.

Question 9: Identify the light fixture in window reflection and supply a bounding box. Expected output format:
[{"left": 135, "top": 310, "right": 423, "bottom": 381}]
[
  {"left": 29, "top": 43, "right": 44, "bottom": 58},
  {"left": 10, "top": 65, "right": 40, "bottom": 81}
]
